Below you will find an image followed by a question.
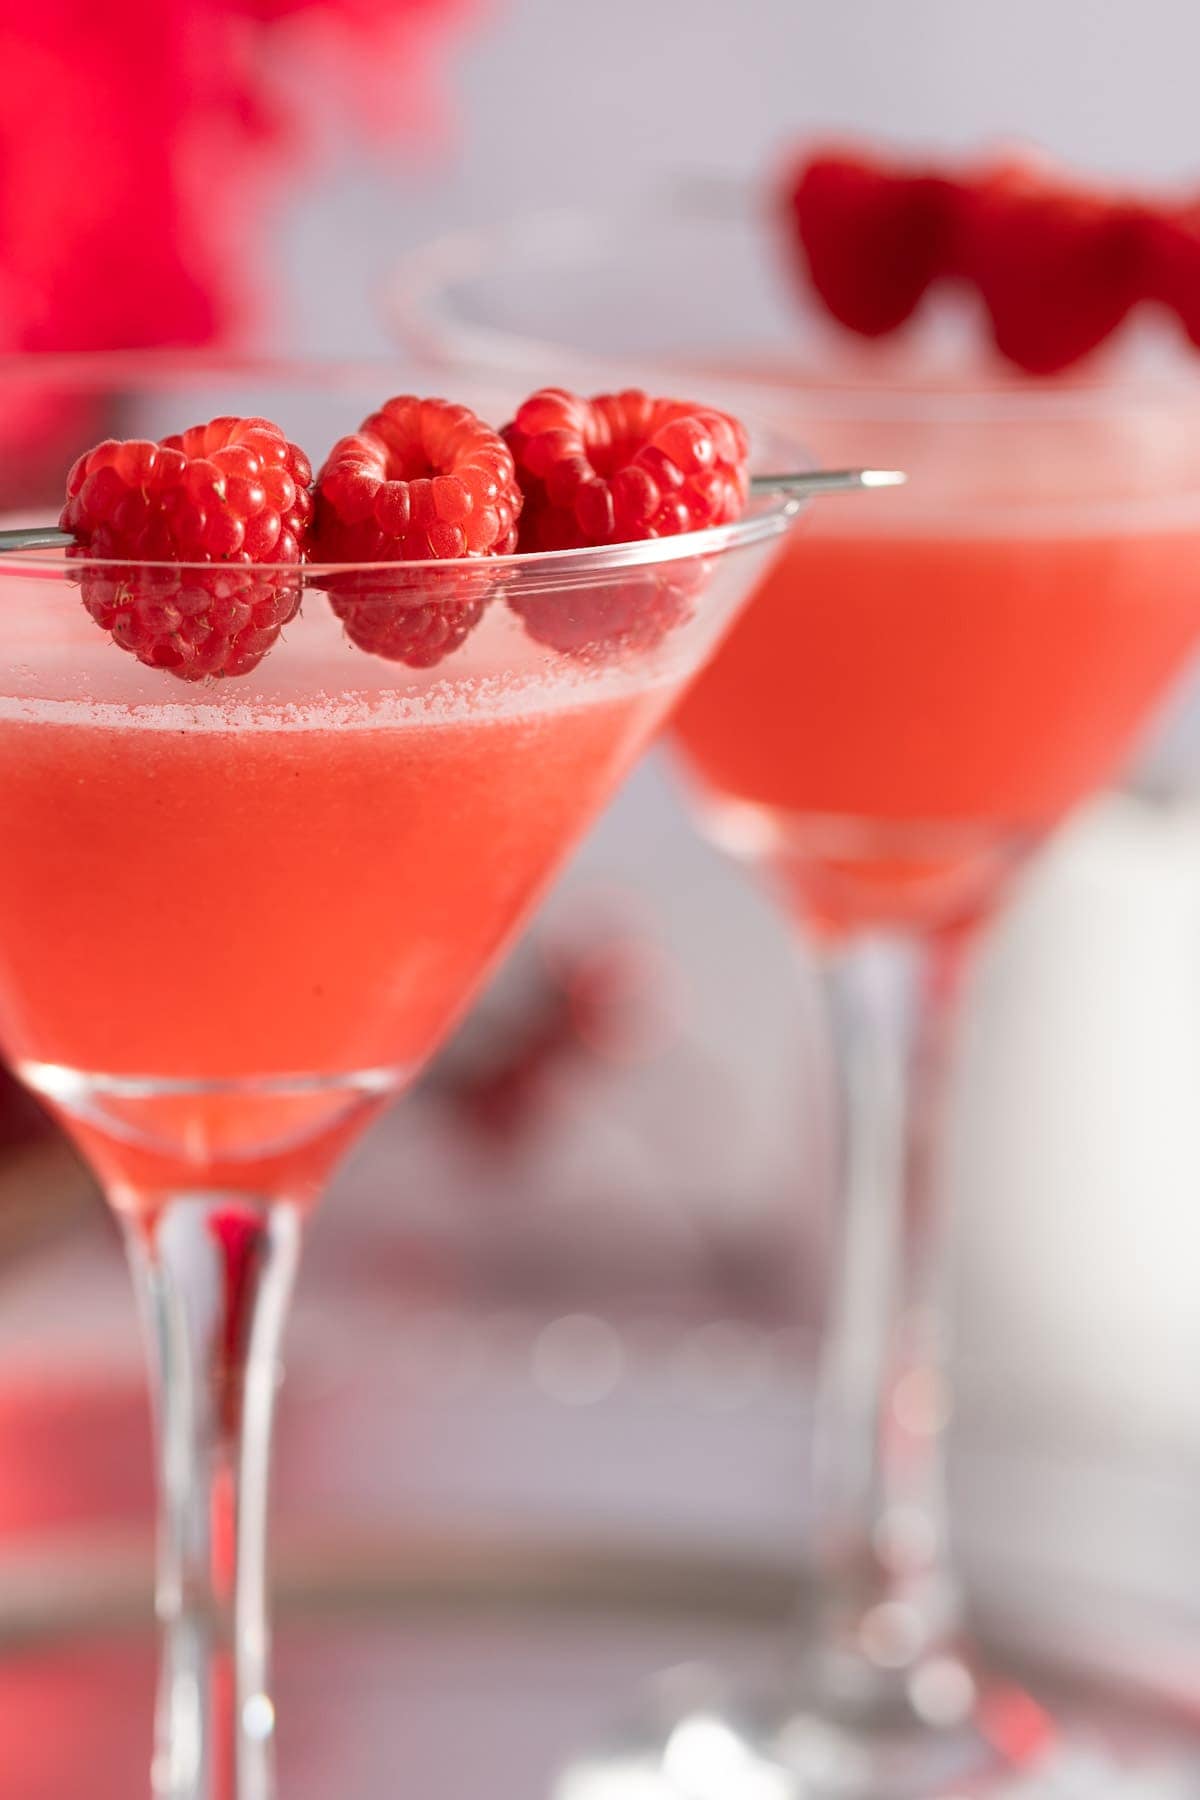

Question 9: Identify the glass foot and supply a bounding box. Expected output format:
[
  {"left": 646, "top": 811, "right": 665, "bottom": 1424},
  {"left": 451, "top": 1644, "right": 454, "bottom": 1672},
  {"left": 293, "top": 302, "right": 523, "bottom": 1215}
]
[
  {"left": 770, "top": 1642, "right": 1053, "bottom": 1797},
  {"left": 555, "top": 1720, "right": 1198, "bottom": 1800},
  {"left": 556, "top": 1706, "right": 792, "bottom": 1800},
  {"left": 771, "top": 1705, "right": 1026, "bottom": 1798},
  {"left": 552, "top": 1658, "right": 1059, "bottom": 1800}
]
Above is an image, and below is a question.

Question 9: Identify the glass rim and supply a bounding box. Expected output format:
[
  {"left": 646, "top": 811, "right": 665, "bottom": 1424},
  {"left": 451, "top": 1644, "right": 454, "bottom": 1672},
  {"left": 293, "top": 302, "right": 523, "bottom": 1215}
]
[
  {"left": 0, "top": 346, "right": 808, "bottom": 581},
  {"left": 388, "top": 183, "right": 1200, "bottom": 424}
]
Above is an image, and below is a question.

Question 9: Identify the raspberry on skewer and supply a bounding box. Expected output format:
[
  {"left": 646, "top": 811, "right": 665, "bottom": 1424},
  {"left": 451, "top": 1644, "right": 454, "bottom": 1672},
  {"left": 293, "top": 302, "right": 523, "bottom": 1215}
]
[
  {"left": 955, "top": 159, "right": 1149, "bottom": 375},
  {"left": 313, "top": 395, "right": 521, "bottom": 667},
  {"left": 779, "top": 140, "right": 1161, "bottom": 375},
  {"left": 1141, "top": 200, "right": 1200, "bottom": 349},
  {"left": 62, "top": 416, "right": 312, "bottom": 681},
  {"left": 784, "top": 146, "right": 956, "bottom": 338},
  {"left": 502, "top": 387, "right": 750, "bottom": 659}
]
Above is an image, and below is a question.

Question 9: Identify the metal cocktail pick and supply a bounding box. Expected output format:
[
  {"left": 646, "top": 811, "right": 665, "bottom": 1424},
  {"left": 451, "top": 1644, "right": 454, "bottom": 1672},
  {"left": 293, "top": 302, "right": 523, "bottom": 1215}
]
[
  {"left": 749, "top": 467, "right": 906, "bottom": 498},
  {"left": 0, "top": 470, "right": 905, "bottom": 555},
  {"left": 0, "top": 526, "right": 76, "bottom": 551}
]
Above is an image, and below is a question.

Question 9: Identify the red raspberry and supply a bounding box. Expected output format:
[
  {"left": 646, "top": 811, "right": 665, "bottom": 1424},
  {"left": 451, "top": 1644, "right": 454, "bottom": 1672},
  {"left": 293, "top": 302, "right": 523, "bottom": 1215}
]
[
  {"left": 502, "top": 388, "right": 749, "bottom": 659},
  {"left": 783, "top": 146, "right": 956, "bottom": 337},
  {"left": 62, "top": 417, "right": 312, "bottom": 681},
  {"left": 1140, "top": 200, "right": 1200, "bottom": 347},
  {"left": 782, "top": 142, "right": 1155, "bottom": 374},
  {"left": 955, "top": 157, "right": 1149, "bottom": 374},
  {"left": 312, "top": 396, "right": 521, "bottom": 668},
  {"left": 505, "top": 388, "right": 748, "bottom": 550}
]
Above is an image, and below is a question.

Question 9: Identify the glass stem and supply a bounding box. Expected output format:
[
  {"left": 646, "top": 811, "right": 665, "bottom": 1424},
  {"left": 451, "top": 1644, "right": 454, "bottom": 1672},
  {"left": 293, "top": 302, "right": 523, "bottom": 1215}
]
[
  {"left": 123, "top": 1193, "right": 303, "bottom": 1800},
  {"left": 808, "top": 927, "right": 971, "bottom": 1722}
]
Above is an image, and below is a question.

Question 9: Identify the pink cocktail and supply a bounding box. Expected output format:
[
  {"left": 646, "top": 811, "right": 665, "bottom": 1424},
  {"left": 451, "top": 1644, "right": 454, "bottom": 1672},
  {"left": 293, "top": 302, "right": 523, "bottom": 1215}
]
[
  {"left": 396, "top": 196, "right": 1200, "bottom": 1796},
  {"left": 674, "top": 395, "right": 1200, "bottom": 930},
  {"left": 0, "top": 612, "right": 675, "bottom": 1204},
  {"left": 0, "top": 352, "right": 802, "bottom": 1800}
]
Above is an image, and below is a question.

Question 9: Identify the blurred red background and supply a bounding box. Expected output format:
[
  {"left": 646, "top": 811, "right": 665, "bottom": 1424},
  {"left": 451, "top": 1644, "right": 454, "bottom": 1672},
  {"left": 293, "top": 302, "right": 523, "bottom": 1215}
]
[
  {"left": 0, "top": 0, "right": 488, "bottom": 1154},
  {"left": 0, "top": 0, "right": 482, "bottom": 355}
]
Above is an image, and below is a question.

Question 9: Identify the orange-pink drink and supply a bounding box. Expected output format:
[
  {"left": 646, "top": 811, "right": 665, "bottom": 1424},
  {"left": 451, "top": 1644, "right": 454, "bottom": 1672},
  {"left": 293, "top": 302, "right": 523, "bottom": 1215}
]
[
  {"left": 676, "top": 518, "right": 1200, "bottom": 817},
  {"left": 0, "top": 604, "right": 681, "bottom": 1204},
  {"left": 673, "top": 396, "right": 1200, "bottom": 930}
]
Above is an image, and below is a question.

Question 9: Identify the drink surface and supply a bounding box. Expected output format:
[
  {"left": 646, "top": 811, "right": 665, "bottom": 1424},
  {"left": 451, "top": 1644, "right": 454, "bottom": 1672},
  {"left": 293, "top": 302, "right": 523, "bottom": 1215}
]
[
  {"left": 0, "top": 600, "right": 681, "bottom": 1200},
  {"left": 670, "top": 392, "right": 1200, "bottom": 930},
  {"left": 673, "top": 511, "right": 1200, "bottom": 829}
]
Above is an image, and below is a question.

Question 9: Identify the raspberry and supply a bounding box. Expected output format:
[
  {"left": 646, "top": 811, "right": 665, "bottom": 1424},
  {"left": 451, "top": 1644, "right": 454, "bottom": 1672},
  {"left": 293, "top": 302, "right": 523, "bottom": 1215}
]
[
  {"left": 1141, "top": 200, "right": 1200, "bottom": 347},
  {"left": 61, "top": 417, "right": 312, "bottom": 681},
  {"left": 502, "top": 388, "right": 749, "bottom": 659},
  {"left": 782, "top": 142, "right": 1155, "bottom": 373},
  {"left": 505, "top": 388, "right": 748, "bottom": 550},
  {"left": 312, "top": 396, "right": 521, "bottom": 667},
  {"left": 955, "top": 158, "right": 1149, "bottom": 374},
  {"left": 783, "top": 146, "right": 955, "bottom": 337}
]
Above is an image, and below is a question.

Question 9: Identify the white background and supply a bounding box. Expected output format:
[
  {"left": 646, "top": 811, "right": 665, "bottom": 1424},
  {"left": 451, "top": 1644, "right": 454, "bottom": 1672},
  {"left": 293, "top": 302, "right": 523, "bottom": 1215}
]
[{"left": 284, "top": 0, "right": 1200, "bottom": 352}]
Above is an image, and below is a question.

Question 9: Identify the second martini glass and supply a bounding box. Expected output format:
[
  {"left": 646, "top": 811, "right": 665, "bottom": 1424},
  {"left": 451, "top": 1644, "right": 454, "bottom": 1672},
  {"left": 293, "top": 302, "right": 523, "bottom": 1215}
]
[
  {"left": 0, "top": 351, "right": 810, "bottom": 1800},
  {"left": 394, "top": 198, "right": 1200, "bottom": 1794}
]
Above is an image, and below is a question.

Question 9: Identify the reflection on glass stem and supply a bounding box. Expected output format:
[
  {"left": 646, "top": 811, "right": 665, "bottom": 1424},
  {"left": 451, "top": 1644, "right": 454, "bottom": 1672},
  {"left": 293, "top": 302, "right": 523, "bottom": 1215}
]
[{"left": 125, "top": 1195, "right": 301, "bottom": 1800}]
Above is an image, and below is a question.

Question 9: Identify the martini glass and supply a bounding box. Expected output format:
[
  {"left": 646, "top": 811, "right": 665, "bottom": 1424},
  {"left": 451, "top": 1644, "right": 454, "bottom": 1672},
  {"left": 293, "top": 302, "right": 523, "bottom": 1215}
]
[
  {"left": 392, "top": 198, "right": 1200, "bottom": 1795},
  {"left": 0, "top": 350, "right": 810, "bottom": 1800}
]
